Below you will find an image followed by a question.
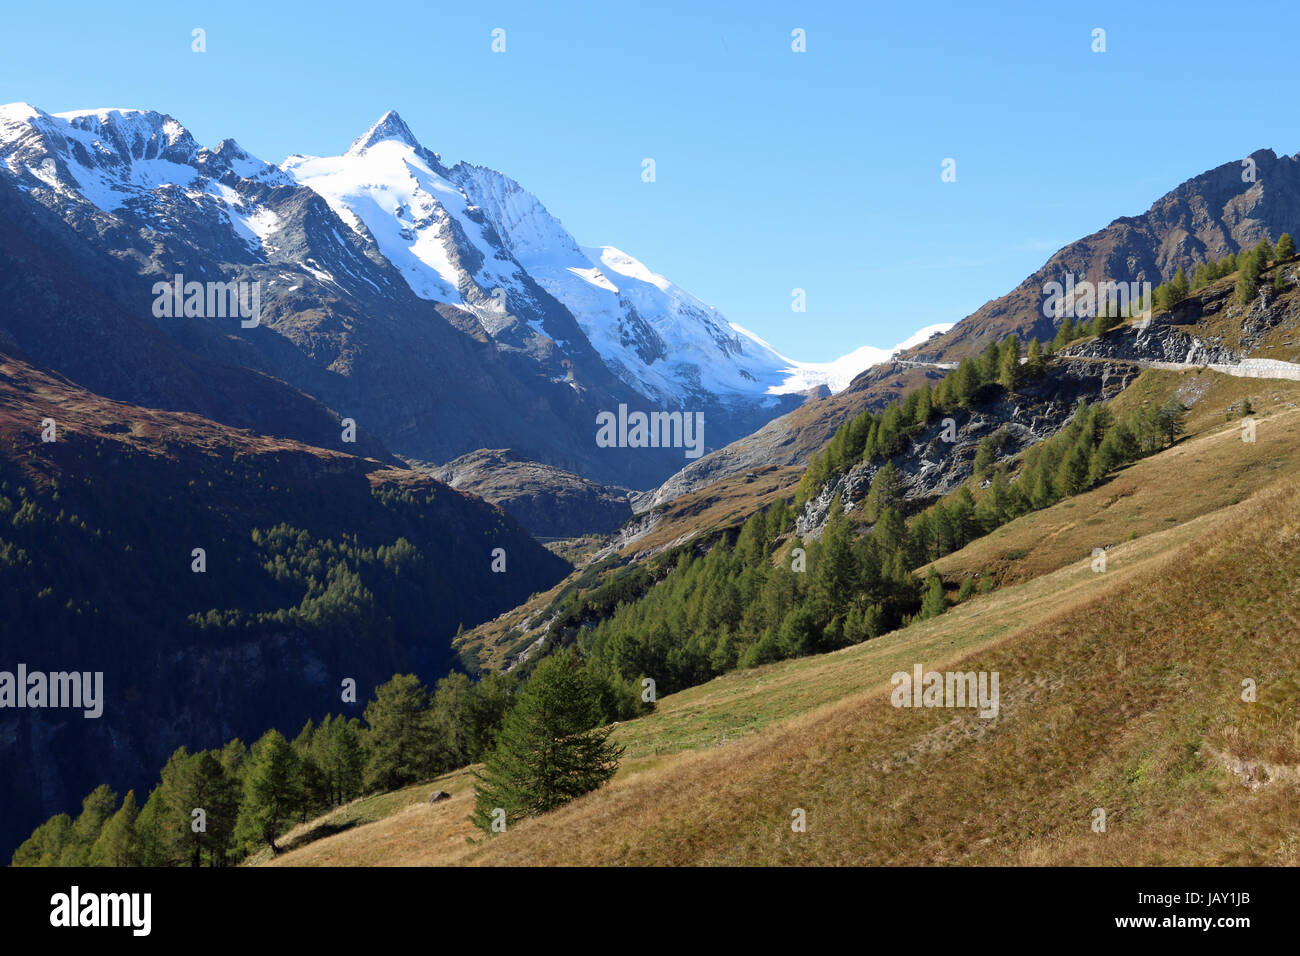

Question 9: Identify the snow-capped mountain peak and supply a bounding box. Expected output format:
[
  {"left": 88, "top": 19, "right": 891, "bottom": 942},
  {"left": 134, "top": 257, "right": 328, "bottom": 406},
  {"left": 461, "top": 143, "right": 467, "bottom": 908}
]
[
  {"left": 278, "top": 112, "right": 940, "bottom": 405},
  {"left": 347, "top": 109, "right": 423, "bottom": 156},
  {"left": 0, "top": 102, "right": 941, "bottom": 417},
  {"left": 284, "top": 120, "right": 530, "bottom": 313}
]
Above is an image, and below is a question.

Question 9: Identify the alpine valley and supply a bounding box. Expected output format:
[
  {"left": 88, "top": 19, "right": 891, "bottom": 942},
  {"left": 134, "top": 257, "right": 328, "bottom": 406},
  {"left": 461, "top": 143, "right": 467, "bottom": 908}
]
[
  {"left": 5, "top": 99, "right": 1300, "bottom": 871},
  {"left": 0, "top": 103, "right": 936, "bottom": 857}
]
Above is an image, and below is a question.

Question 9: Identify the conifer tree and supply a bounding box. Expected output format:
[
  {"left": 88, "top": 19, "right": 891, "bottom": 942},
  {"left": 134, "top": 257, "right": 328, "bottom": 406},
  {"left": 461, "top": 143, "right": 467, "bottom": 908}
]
[
  {"left": 1237, "top": 250, "right": 1262, "bottom": 305},
  {"left": 1055, "top": 443, "right": 1090, "bottom": 497},
  {"left": 998, "top": 334, "right": 1022, "bottom": 390},
  {"left": 314, "top": 716, "right": 366, "bottom": 807},
  {"left": 867, "top": 461, "right": 903, "bottom": 520},
  {"left": 1277, "top": 233, "right": 1296, "bottom": 261},
  {"left": 914, "top": 385, "right": 933, "bottom": 425},
  {"left": 1168, "top": 267, "right": 1190, "bottom": 306},
  {"left": 179, "top": 750, "right": 239, "bottom": 866},
  {"left": 979, "top": 469, "right": 1011, "bottom": 528},
  {"left": 472, "top": 650, "right": 623, "bottom": 834},
  {"left": 234, "top": 730, "right": 302, "bottom": 853},
  {"left": 88, "top": 791, "right": 138, "bottom": 867},
  {"left": 1025, "top": 338, "right": 1046, "bottom": 378},
  {"left": 919, "top": 568, "right": 946, "bottom": 619},
  {"left": 1157, "top": 398, "right": 1188, "bottom": 445},
  {"left": 131, "top": 789, "right": 168, "bottom": 866},
  {"left": 872, "top": 506, "right": 908, "bottom": 554},
  {"left": 59, "top": 785, "right": 118, "bottom": 866},
  {"left": 363, "top": 673, "right": 437, "bottom": 791},
  {"left": 10, "top": 814, "right": 73, "bottom": 867},
  {"left": 1052, "top": 317, "right": 1076, "bottom": 351},
  {"left": 815, "top": 505, "right": 858, "bottom": 616},
  {"left": 973, "top": 435, "right": 996, "bottom": 479}
]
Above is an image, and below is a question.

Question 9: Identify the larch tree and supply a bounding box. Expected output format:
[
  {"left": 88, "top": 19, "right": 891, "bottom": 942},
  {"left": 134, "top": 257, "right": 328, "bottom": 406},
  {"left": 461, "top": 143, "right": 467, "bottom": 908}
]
[{"left": 472, "top": 650, "right": 623, "bottom": 835}]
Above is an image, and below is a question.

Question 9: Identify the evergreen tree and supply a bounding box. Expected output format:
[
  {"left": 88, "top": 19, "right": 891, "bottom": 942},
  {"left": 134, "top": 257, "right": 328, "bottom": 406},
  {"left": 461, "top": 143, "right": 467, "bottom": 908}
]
[
  {"left": 1191, "top": 263, "right": 1210, "bottom": 291},
  {"left": 1051, "top": 317, "right": 1076, "bottom": 351},
  {"left": 973, "top": 435, "right": 996, "bottom": 479},
  {"left": 1236, "top": 250, "right": 1261, "bottom": 305},
  {"left": 815, "top": 505, "right": 859, "bottom": 616},
  {"left": 1157, "top": 399, "right": 1188, "bottom": 445},
  {"left": 131, "top": 789, "right": 169, "bottom": 866},
  {"left": 918, "top": 568, "right": 947, "bottom": 619},
  {"left": 234, "top": 730, "right": 302, "bottom": 853},
  {"left": 873, "top": 506, "right": 908, "bottom": 555},
  {"left": 363, "top": 673, "right": 437, "bottom": 791},
  {"left": 1030, "top": 467, "right": 1056, "bottom": 509},
  {"left": 472, "top": 650, "right": 623, "bottom": 834},
  {"left": 978, "top": 469, "right": 1011, "bottom": 528},
  {"left": 951, "top": 358, "right": 978, "bottom": 407},
  {"left": 465, "top": 672, "right": 521, "bottom": 760},
  {"left": 9, "top": 814, "right": 72, "bottom": 867},
  {"left": 949, "top": 486, "right": 977, "bottom": 549},
  {"left": 59, "top": 784, "right": 118, "bottom": 866},
  {"left": 936, "top": 502, "right": 959, "bottom": 557},
  {"left": 977, "top": 341, "right": 1002, "bottom": 385},
  {"left": 1168, "top": 267, "right": 1190, "bottom": 306},
  {"left": 914, "top": 385, "right": 933, "bottom": 425},
  {"left": 1092, "top": 309, "right": 1121, "bottom": 336},
  {"left": 1055, "top": 443, "right": 1090, "bottom": 497},
  {"left": 1088, "top": 436, "right": 1120, "bottom": 485},
  {"left": 1277, "top": 233, "right": 1296, "bottom": 261},
  {"left": 998, "top": 334, "right": 1022, "bottom": 390},
  {"left": 88, "top": 791, "right": 138, "bottom": 867},
  {"left": 867, "top": 461, "right": 903, "bottom": 520},
  {"left": 157, "top": 748, "right": 241, "bottom": 866},
  {"left": 317, "top": 714, "right": 367, "bottom": 806},
  {"left": 292, "top": 719, "right": 333, "bottom": 820},
  {"left": 1025, "top": 338, "right": 1046, "bottom": 378},
  {"left": 219, "top": 738, "right": 248, "bottom": 782},
  {"left": 1109, "top": 420, "right": 1141, "bottom": 462}
]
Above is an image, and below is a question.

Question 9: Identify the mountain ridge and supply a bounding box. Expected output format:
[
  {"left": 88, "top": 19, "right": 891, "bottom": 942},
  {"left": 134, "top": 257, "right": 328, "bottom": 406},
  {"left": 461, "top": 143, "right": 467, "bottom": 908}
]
[
  {"left": 0, "top": 102, "right": 933, "bottom": 488},
  {"left": 908, "top": 147, "right": 1300, "bottom": 361}
]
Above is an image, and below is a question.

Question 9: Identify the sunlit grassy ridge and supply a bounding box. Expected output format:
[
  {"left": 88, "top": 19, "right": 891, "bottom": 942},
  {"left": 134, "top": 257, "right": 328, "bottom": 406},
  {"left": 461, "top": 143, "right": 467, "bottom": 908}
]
[
  {"left": 268, "top": 393, "right": 1300, "bottom": 865},
  {"left": 930, "top": 369, "right": 1300, "bottom": 586}
]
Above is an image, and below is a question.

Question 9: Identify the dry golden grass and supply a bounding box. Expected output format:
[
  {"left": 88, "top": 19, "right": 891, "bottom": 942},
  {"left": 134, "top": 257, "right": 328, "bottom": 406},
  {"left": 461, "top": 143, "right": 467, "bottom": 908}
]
[
  {"left": 268, "top": 371, "right": 1300, "bottom": 867},
  {"left": 434, "top": 480, "right": 1299, "bottom": 866},
  {"left": 459, "top": 368, "right": 1300, "bottom": 672},
  {"left": 271, "top": 469, "right": 1300, "bottom": 865},
  {"left": 262, "top": 768, "right": 482, "bottom": 867},
  {"left": 931, "top": 374, "right": 1300, "bottom": 586}
]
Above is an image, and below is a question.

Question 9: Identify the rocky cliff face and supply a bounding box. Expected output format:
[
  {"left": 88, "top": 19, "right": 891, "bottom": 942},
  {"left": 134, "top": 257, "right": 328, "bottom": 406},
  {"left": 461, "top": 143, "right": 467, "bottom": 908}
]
[
  {"left": 910, "top": 148, "right": 1300, "bottom": 361},
  {"left": 1062, "top": 263, "right": 1300, "bottom": 366},
  {"left": 643, "top": 364, "right": 944, "bottom": 511},
  {"left": 796, "top": 360, "right": 1137, "bottom": 540}
]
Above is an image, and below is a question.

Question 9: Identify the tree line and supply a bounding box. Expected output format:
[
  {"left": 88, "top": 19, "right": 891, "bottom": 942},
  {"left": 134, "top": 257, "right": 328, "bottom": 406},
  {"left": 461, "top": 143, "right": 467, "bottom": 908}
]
[
  {"left": 11, "top": 324, "right": 1206, "bottom": 863},
  {"left": 556, "top": 379, "right": 1186, "bottom": 700},
  {"left": 12, "top": 659, "right": 638, "bottom": 865},
  {"left": 796, "top": 333, "right": 1045, "bottom": 508},
  {"left": 1148, "top": 233, "right": 1294, "bottom": 312}
]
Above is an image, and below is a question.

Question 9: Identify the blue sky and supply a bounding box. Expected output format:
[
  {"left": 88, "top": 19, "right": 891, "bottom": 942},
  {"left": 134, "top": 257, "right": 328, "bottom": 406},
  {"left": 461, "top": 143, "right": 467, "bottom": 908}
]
[{"left": 3, "top": 0, "right": 1297, "bottom": 361}]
